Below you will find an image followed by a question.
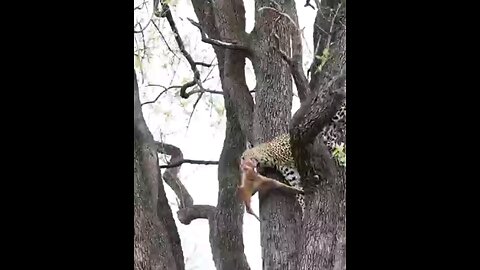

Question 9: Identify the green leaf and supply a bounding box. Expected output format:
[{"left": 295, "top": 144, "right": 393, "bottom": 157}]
[
  {"left": 332, "top": 143, "right": 346, "bottom": 167},
  {"left": 315, "top": 47, "right": 331, "bottom": 74},
  {"left": 134, "top": 55, "right": 142, "bottom": 70}
]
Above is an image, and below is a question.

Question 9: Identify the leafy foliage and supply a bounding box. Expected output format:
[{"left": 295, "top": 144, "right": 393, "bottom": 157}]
[
  {"left": 315, "top": 48, "right": 331, "bottom": 73},
  {"left": 332, "top": 143, "right": 346, "bottom": 167}
]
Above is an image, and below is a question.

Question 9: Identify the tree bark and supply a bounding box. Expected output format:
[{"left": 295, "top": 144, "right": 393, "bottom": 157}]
[
  {"left": 250, "top": 1, "right": 303, "bottom": 269},
  {"left": 183, "top": 1, "right": 254, "bottom": 269},
  {"left": 138, "top": 0, "right": 347, "bottom": 269},
  {"left": 288, "top": 1, "right": 347, "bottom": 269},
  {"left": 191, "top": 0, "right": 255, "bottom": 144},
  {"left": 134, "top": 69, "right": 185, "bottom": 270}
]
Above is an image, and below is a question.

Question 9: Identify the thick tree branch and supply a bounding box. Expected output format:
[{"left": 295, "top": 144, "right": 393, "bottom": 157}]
[
  {"left": 134, "top": 69, "right": 185, "bottom": 270},
  {"left": 289, "top": 69, "right": 345, "bottom": 146},
  {"left": 190, "top": 0, "right": 255, "bottom": 145},
  {"left": 155, "top": 141, "right": 195, "bottom": 209},
  {"left": 177, "top": 205, "right": 216, "bottom": 225},
  {"left": 189, "top": 1, "right": 252, "bottom": 269},
  {"left": 251, "top": 1, "right": 304, "bottom": 268},
  {"left": 266, "top": 5, "right": 311, "bottom": 103},
  {"left": 187, "top": 18, "right": 251, "bottom": 52},
  {"left": 161, "top": 5, "right": 202, "bottom": 96},
  {"left": 134, "top": 71, "right": 155, "bottom": 144},
  {"left": 273, "top": 33, "right": 310, "bottom": 103},
  {"left": 287, "top": 2, "right": 347, "bottom": 268},
  {"left": 293, "top": 1, "right": 346, "bottom": 138},
  {"left": 179, "top": 81, "right": 197, "bottom": 98}
]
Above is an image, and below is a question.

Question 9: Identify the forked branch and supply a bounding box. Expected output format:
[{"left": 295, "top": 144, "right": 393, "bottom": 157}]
[{"left": 155, "top": 141, "right": 217, "bottom": 224}]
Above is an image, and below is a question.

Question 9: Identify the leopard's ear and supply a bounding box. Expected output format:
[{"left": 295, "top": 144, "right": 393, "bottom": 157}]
[{"left": 246, "top": 140, "right": 254, "bottom": 149}]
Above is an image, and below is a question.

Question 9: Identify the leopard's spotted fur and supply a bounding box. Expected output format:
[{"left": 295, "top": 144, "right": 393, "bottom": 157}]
[{"left": 240, "top": 102, "right": 346, "bottom": 218}]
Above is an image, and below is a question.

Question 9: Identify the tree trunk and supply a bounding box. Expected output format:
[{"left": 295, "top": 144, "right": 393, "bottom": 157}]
[
  {"left": 189, "top": 1, "right": 254, "bottom": 269},
  {"left": 288, "top": 1, "right": 347, "bottom": 269},
  {"left": 251, "top": 1, "right": 302, "bottom": 269},
  {"left": 209, "top": 98, "right": 251, "bottom": 270},
  {"left": 134, "top": 69, "right": 185, "bottom": 270},
  {"left": 137, "top": 0, "right": 348, "bottom": 269}
]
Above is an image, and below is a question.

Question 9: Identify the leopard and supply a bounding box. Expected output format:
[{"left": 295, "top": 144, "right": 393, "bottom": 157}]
[{"left": 240, "top": 101, "right": 346, "bottom": 218}]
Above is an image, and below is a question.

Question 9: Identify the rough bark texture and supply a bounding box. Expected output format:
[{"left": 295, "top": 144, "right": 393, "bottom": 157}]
[
  {"left": 136, "top": 0, "right": 347, "bottom": 268},
  {"left": 156, "top": 142, "right": 194, "bottom": 209},
  {"left": 210, "top": 98, "right": 251, "bottom": 270},
  {"left": 134, "top": 70, "right": 185, "bottom": 270},
  {"left": 289, "top": 1, "right": 347, "bottom": 269},
  {"left": 191, "top": 0, "right": 255, "bottom": 144},
  {"left": 251, "top": 1, "right": 302, "bottom": 269},
  {"left": 189, "top": 1, "right": 254, "bottom": 269}
]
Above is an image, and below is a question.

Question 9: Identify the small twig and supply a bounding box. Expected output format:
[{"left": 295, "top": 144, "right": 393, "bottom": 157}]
[
  {"left": 140, "top": 26, "right": 148, "bottom": 62},
  {"left": 324, "top": 3, "right": 342, "bottom": 53},
  {"left": 159, "top": 159, "right": 219, "bottom": 169},
  {"left": 141, "top": 85, "right": 182, "bottom": 106},
  {"left": 195, "top": 61, "right": 212, "bottom": 67},
  {"left": 187, "top": 18, "right": 250, "bottom": 51},
  {"left": 310, "top": 3, "right": 343, "bottom": 80},
  {"left": 169, "top": 57, "right": 181, "bottom": 86},
  {"left": 187, "top": 88, "right": 224, "bottom": 95},
  {"left": 134, "top": 0, "right": 148, "bottom": 11},
  {"left": 304, "top": 0, "right": 316, "bottom": 9},
  {"left": 151, "top": 19, "right": 179, "bottom": 59},
  {"left": 134, "top": 14, "right": 154, "bottom": 33},
  {"left": 202, "top": 58, "right": 217, "bottom": 83},
  {"left": 186, "top": 92, "right": 204, "bottom": 128},
  {"left": 148, "top": 84, "right": 182, "bottom": 88},
  {"left": 142, "top": 89, "right": 168, "bottom": 106}
]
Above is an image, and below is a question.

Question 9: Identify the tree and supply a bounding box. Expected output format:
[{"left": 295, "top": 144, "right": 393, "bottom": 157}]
[
  {"left": 134, "top": 69, "right": 185, "bottom": 270},
  {"left": 134, "top": 0, "right": 346, "bottom": 269}
]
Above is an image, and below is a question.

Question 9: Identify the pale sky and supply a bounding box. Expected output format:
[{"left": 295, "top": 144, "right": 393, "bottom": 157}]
[{"left": 135, "top": 0, "right": 317, "bottom": 269}]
